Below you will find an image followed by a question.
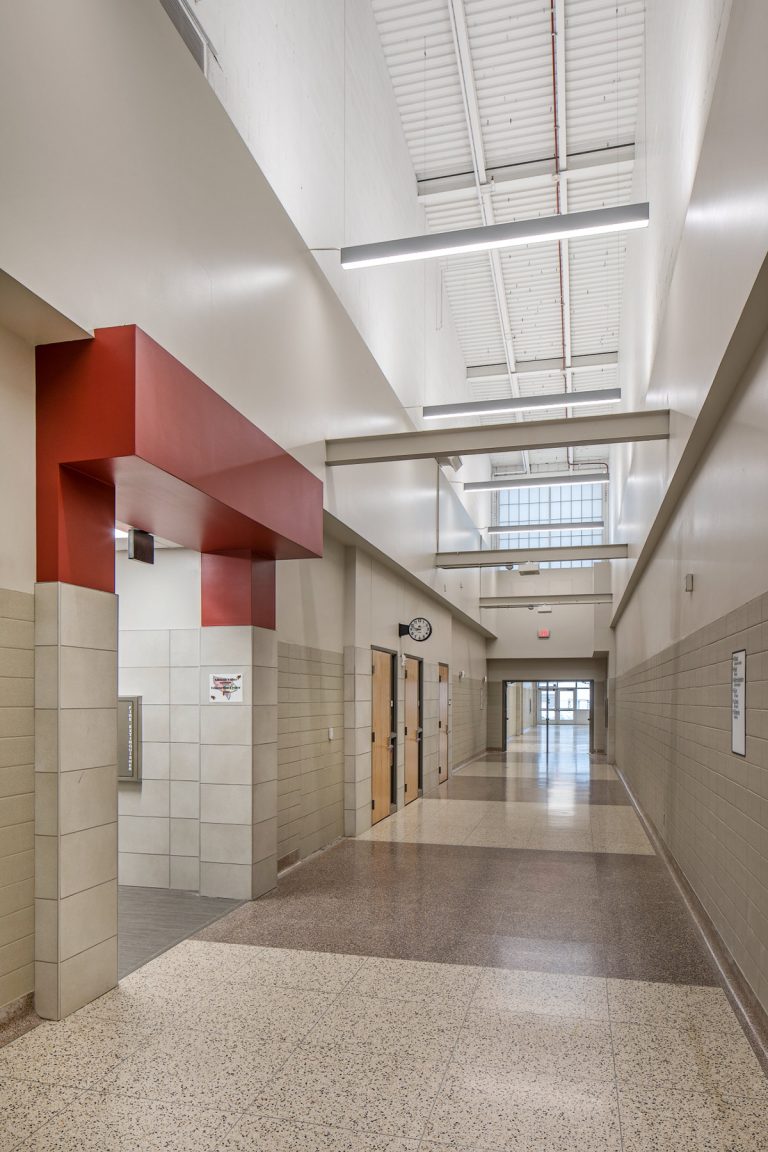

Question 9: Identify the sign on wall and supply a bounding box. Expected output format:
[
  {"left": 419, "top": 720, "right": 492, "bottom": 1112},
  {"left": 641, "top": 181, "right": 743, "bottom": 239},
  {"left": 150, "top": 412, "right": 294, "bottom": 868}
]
[
  {"left": 731, "top": 649, "right": 746, "bottom": 757},
  {"left": 118, "top": 696, "right": 142, "bottom": 781},
  {"left": 209, "top": 673, "right": 243, "bottom": 703}
]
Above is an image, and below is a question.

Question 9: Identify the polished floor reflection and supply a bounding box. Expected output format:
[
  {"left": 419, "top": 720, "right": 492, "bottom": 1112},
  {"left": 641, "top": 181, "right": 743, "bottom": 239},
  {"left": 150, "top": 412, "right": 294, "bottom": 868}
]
[{"left": 1, "top": 727, "right": 765, "bottom": 1150}]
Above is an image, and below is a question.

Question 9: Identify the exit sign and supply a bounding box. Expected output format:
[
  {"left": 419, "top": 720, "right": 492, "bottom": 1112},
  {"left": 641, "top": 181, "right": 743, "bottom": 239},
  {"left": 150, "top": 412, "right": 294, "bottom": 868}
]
[{"left": 537, "top": 628, "right": 550, "bottom": 639}]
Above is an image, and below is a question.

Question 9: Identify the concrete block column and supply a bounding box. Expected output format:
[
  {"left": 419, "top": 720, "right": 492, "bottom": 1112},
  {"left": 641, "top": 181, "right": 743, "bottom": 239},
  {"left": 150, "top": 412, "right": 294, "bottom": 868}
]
[
  {"left": 199, "top": 625, "right": 277, "bottom": 899},
  {"left": 34, "top": 583, "right": 118, "bottom": 1020},
  {"left": 343, "top": 646, "right": 372, "bottom": 836}
]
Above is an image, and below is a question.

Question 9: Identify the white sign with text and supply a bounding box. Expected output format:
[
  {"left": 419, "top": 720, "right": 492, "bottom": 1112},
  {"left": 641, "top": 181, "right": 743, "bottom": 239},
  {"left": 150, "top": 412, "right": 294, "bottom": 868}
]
[
  {"left": 731, "top": 649, "right": 746, "bottom": 756},
  {"left": 209, "top": 673, "right": 243, "bottom": 703}
]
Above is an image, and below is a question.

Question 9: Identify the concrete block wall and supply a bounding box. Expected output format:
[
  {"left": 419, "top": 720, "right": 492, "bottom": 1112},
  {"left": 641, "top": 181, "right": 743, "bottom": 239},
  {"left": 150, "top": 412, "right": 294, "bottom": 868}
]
[
  {"left": 34, "top": 583, "right": 119, "bottom": 1020},
  {"left": 0, "top": 588, "right": 34, "bottom": 1012},
  {"left": 615, "top": 589, "right": 768, "bottom": 1015},
  {"left": 118, "top": 627, "right": 201, "bottom": 890},
  {"left": 343, "top": 646, "right": 372, "bottom": 837},
  {"left": 117, "top": 625, "right": 278, "bottom": 900},
  {"left": 486, "top": 680, "right": 503, "bottom": 749},
  {"left": 422, "top": 662, "right": 439, "bottom": 794},
  {"left": 277, "top": 642, "right": 343, "bottom": 869},
  {"left": 451, "top": 675, "right": 486, "bottom": 768}
]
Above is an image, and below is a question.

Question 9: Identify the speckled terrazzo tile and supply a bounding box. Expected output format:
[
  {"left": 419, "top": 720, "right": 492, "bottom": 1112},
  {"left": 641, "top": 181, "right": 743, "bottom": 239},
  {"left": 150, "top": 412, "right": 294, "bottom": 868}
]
[
  {"left": 70, "top": 974, "right": 205, "bottom": 1030},
  {"left": 487, "top": 933, "right": 606, "bottom": 976},
  {"left": 453, "top": 1011, "right": 615, "bottom": 1084},
  {"left": 14, "top": 1093, "right": 239, "bottom": 1152},
  {"left": 0, "top": 1016, "right": 150, "bottom": 1090},
  {"left": 606, "top": 980, "right": 739, "bottom": 1030},
  {"left": 611, "top": 1019, "right": 767, "bottom": 1098},
  {"left": 424, "top": 1070, "right": 622, "bottom": 1151},
  {"left": 229, "top": 947, "right": 366, "bottom": 992},
  {"left": 134, "top": 940, "right": 253, "bottom": 982},
  {"left": 249, "top": 1044, "right": 446, "bottom": 1138},
  {"left": 192, "top": 981, "right": 337, "bottom": 1042},
  {"left": 346, "top": 957, "right": 482, "bottom": 1004},
  {"left": 617, "top": 1086, "right": 768, "bottom": 1152},
  {"left": 0, "top": 1078, "right": 81, "bottom": 1152},
  {"left": 524, "top": 831, "right": 594, "bottom": 852},
  {"left": 307, "top": 994, "right": 464, "bottom": 1060},
  {"left": 471, "top": 968, "right": 609, "bottom": 1020},
  {"left": 95, "top": 1030, "right": 293, "bottom": 1110},
  {"left": 221, "top": 1114, "right": 420, "bottom": 1151}
]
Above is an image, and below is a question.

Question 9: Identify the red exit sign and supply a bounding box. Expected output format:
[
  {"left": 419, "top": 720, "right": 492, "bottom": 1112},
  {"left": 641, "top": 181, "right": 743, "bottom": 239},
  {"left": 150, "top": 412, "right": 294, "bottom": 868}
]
[{"left": 537, "top": 628, "right": 551, "bottom": 639}]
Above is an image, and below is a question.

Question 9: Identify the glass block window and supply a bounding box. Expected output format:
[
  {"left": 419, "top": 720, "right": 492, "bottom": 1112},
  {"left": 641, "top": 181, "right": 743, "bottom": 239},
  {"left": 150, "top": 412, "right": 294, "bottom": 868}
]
[{"left": 494, "top": 482, "right": 604, "bottom": 567}]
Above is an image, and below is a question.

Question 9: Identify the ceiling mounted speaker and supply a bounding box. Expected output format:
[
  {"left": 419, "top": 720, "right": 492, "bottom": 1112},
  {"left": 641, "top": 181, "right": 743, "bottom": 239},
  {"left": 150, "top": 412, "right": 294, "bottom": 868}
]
[{"left": 517, "top": 563, "right": 540, "bottom": 576}]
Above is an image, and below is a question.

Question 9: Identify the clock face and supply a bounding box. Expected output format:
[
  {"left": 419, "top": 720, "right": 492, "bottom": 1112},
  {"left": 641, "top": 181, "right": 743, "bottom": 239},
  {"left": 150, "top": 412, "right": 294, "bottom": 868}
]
[{"left": 408, "top": 617, "right": 432, "bottom": 642}]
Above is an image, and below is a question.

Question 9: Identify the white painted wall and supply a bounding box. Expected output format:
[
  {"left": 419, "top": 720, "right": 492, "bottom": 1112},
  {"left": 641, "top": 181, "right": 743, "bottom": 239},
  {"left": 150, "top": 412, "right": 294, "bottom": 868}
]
[
  {"left": 611, "top": 0, "right": 768, "bottom": 671},
  {"left": 611, "top": 0, "right": 768, "bottom": 609},
  {"left": 276, "top": 537, "right": 346, "bottom": 652},
  {"left": 0, "top": 326, "right": 35, "bottom": 593},
  {"left": 116, "top": 550, "right": 201, "bottom": 632},
  {"left": 0, "top": 0, "right": 484, "bottom": 623},
  {"left": 194, "top": 0, "right": 481, "bottom": 427}
]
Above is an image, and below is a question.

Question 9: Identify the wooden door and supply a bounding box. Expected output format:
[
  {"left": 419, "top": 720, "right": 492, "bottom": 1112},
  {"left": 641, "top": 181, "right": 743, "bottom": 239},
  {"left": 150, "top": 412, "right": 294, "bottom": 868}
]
[
  {"left": 404, "top": 656, "right": 420, "bottom": 803},
  {"left": 371, "top": 649, "right": 393, "bottom": 824},
  {"left": 438, "top": 664, "right": 449, "bottom": 783}
]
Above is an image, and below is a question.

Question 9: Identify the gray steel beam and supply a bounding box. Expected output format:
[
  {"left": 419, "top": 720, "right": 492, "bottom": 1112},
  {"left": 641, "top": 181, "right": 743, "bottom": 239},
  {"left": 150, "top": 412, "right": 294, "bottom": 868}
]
[
  {"left": 436, "top": 544, "right": 629, "bottom": 568},
  {"left": 416, "top": 145, "right": 635, "bottom": 203},
  {"left": 466, "top": 351, "right": 618, "bottom": 380},
  {"left": 325, "top": 409, "right": 670, "bottom": 466}
]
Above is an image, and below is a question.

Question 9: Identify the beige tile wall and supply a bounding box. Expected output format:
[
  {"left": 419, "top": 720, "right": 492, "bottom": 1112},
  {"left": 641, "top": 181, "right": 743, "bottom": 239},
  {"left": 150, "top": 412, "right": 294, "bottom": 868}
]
[
  {"left": 615, "top": 590, "right": 768, "bottom": 1015},
  {"left": 486, "top": 680, "right": 503, "bottom": 749},
  {"left": 34, "top": 583, "right": 118, "bottom": 1020},
  {"left": 278, "top": 642, "right": 343, "bottom": 868},
  {"left": 0, "top": 588, "right": 34, "bottom": 1011},
  {"left": 451, "top": 675, "right": 486, "bottom": 768}
]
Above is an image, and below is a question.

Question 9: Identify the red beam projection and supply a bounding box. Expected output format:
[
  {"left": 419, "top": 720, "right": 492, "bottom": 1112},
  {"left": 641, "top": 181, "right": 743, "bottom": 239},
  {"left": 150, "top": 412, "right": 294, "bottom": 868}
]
[{"left": 36, "top": 326, "right": 322, "bottom": 624}]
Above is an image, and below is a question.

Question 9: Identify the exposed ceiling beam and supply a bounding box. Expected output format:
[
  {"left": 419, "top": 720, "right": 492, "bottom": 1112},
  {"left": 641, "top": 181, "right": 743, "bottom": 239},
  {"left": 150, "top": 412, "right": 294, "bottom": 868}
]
[
  {"left": 480, "top": 592, "right": 613, "bottom": 607},
  {"left": 325, "top": 409, "right": 670, "bottom": 466},
  {"left": 416, "top": 145, "right": 635, "bottom": 204},
  {"left": 467, "top": 351, "right": 617, "bottom": 381},
  {"left": 436, "top": 544, "right": 628, "bottom": 568},
  {"left": 447, "top": 0, "right": 529, "bottom": 471}
]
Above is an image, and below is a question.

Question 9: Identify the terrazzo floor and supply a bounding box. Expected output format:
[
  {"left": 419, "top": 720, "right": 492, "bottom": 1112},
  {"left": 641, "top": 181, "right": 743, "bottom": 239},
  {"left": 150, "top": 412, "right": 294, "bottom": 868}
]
[{"left": 2, "top": 726, "right": 766, "bottom": 1150}]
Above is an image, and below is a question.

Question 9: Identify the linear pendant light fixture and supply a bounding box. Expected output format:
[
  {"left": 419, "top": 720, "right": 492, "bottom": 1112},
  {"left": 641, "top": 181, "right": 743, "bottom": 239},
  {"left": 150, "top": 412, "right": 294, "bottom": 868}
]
[
  {"left": 340, "top": 203, "right": 649, "bottom": 269},
  {"left": 485, "top": 521, "right": 604, "bottom": 534},
  {"left": 465, "top": 472, "right": 609, "bottom": 493},
  {"left": 423, "top": 387, "right": 621, "bottom": 421}
]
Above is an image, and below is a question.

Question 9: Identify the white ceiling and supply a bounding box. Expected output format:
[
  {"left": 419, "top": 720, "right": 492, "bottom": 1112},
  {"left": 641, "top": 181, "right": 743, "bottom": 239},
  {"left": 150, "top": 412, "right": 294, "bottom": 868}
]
[{"left": 372, "top": 0, "right": 645, "bottom": 477}]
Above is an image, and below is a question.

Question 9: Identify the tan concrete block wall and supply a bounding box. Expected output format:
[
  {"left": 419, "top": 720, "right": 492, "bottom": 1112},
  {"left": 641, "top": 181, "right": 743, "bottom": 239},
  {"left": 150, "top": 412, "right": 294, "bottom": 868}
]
[
  {"left": 0, "top": 588, "right": 34, "bottom": 1011},
  {"left": 615, "top": 590, "right": 768, "bottom": 1015},
  {"left": 451, "top": 676, "right": 485, "bottom": 769},
  {"left": 277, "top": 643, "right": 343, "bottom": 866},
  {"left": 486, "top": 680, "right": 503, "bottom": 749}
]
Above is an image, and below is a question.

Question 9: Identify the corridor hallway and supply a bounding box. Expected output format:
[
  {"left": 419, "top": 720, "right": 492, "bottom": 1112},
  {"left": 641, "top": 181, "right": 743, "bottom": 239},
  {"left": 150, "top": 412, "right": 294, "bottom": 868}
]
[{"left": 1, "top": 735, "right": 767, "bottom": 1150}]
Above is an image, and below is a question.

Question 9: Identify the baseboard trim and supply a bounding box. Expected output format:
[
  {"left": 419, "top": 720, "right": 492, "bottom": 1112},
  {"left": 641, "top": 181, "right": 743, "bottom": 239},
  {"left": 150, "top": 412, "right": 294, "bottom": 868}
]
[
  {"left": 614, "top": 762, "right": 768, "bottom": 1075},
  {"left": 451, "top": 749, "right": 490, "bottom": 772}
]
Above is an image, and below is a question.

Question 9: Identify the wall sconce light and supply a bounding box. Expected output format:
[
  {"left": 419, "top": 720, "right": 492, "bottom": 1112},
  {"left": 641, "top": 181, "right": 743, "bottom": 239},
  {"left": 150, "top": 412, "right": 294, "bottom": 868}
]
[{"left": 458, "top": 670, "right": 466, "bottom": 680}]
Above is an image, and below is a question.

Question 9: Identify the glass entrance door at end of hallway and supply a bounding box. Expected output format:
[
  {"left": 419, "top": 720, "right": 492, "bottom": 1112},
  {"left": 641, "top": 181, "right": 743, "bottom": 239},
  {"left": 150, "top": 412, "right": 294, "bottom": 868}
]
[
  {"left": 371, "top": 648, "right": 395, "bottom": 825},
  {"left": 537, "top": 680, "right": 593, "bottom": 725}
]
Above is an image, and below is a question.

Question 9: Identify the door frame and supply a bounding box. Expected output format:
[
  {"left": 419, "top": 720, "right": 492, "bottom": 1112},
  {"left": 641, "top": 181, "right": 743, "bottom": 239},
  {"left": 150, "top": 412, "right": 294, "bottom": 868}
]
[
  {"left": 402, "top": 652, "right": 423, "bottom": 801},
  {"left": 372, "top": 645, "right": 398, "bottom": 812},
  {"left": 437, "top": 662, "right": 450, "bottom": 783}
]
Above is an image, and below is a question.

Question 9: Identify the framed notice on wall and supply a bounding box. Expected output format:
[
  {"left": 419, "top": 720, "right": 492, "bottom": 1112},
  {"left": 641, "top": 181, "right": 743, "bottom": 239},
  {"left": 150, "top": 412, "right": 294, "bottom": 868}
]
[
  {"left": 731, "top": 649, "right": 746, "bottom": 757},
  {"left": 209, "top": 673, "right": 243, "bottom": 703}
]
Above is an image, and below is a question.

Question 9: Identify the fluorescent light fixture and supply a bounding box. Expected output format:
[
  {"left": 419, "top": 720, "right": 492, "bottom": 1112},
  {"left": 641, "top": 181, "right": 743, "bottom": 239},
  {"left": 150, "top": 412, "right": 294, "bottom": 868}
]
[
  {"left": 465, "top": 472, "right": 609, "bottom": 493},
  {"left": 341, "top": 203, "right": 649, "bottom": 269},
  {"left": 114, "top": 529, "right": 129, "bottom": 539},
  {"left": 486, "top": 521, "right": 604, "bottom": 534},
  {"left": 423, "top": 388, "right": 621, "bottom": 421}
]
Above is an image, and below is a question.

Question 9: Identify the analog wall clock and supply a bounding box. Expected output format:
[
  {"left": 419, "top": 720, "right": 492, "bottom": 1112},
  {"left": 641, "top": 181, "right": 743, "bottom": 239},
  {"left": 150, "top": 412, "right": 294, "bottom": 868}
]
[{"left": 407, "top": 616, "right": 432, "bottom": 642}]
